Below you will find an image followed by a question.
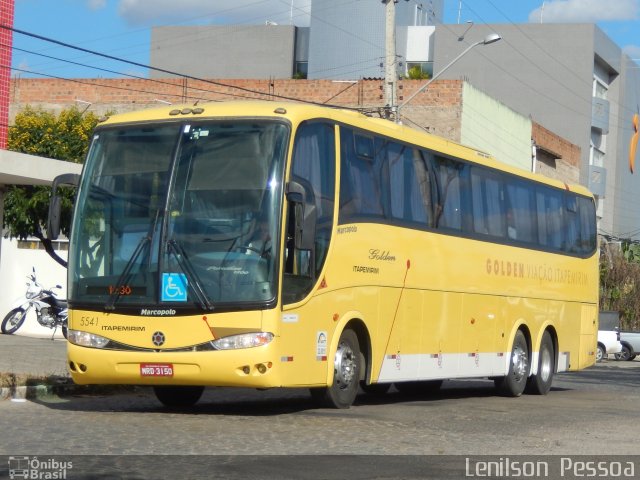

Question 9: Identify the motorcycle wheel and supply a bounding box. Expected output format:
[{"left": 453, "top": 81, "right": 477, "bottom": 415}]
[
  {"left": 1, "top": 307, "right": 27, "bottom": 334},
  {"left": 61, "top": 325, "right": 68, "bottom": 339}
]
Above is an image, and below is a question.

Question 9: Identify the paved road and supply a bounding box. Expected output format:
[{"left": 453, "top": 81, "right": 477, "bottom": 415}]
[
  {"left": 1, "top": 359, "right": 637, "bottom": 453},
  {"left": 1, "top": 334, "right": 638, "bottom": 478},
  {"left": 0, "top": 333, "right": 67, "bottom": 377}
]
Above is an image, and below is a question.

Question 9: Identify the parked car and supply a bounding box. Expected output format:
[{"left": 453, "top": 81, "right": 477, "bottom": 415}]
[
  {"left": 597, "top": 311, "right": 622, "bottom": 362},
  {"left": 615, "top": 331, "right": 640, "bottom": 361},
  {"left": 597, "top": 329, "right": 622, "bottom": 362}
]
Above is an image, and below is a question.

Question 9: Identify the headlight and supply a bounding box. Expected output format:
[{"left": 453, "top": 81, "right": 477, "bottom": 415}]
[
  {"left": 211, "top": 332, "right": 274, "bottom": 350},
  {"left": 67, "top": 329, "right": 111, "bottom": 348}
]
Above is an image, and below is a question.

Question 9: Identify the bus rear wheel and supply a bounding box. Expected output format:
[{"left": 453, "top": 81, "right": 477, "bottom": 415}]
[
  {"left": 525, "top": 331, "right": 554, "bottom": 395},
  {"left": 495, "top": 330, "right": 529, "bottom": 397},
  {"left": 310, "top": 329, "right": 361, "bottom": 409},
  {"left": 153, "top": 386, "right": 204, "bottom": 408}
]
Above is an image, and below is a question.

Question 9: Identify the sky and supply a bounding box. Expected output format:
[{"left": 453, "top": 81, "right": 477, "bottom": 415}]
[{"left": 9, "top": 0, "right": 640, "bottom": 79}]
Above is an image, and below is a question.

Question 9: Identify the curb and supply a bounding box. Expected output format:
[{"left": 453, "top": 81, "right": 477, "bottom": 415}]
[
  {"left": 0, "top": 384, "right": 62, "bottom": 401},
  {"left": 0, "top": 382, "right": 139, "bottom": 401}
]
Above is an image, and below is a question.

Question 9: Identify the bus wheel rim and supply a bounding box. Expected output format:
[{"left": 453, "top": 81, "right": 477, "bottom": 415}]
[
  {"left": 511, "top": 345, "right": 528, "bottom": 381},
  {"left": 334, "top": 341, "right": 356, "bottom": 389}
]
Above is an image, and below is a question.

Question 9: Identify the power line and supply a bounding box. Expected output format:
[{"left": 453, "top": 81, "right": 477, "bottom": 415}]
[
  {"left": 7, "top": 65, "right": 224, "bottom": 103},
  {"left": 453, "top": 0, "right": 640, "bottom": 124},
  {"left": 1, "top": 24, "right": 359, "bottom": 111},
  {"left": 4, "top": 43, "right": 262, "bottom": 103}
]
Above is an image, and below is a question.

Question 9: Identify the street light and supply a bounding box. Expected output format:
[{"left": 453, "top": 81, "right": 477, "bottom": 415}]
[{"left": 396, "top": 32, "right": 502, "bottom": 122}]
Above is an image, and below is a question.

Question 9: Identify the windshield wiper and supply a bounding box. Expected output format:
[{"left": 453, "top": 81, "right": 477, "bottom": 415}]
[
  {"left": 105, "top": 209, "right": 161, "bottom": 311},
  {"left": 167, "top": 239, "right": 215, "bottom": 311},
  {"left": 105, "top": 234, "right": 150, "bottom": 311}
]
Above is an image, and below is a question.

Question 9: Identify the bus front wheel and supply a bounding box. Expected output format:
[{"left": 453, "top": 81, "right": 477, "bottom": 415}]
[
  {"left": 495, "top": 330, "right": 529, "bottom": 397},
  {"left": 310, "top": 329, "right": 361, "bottom": 409},
  {"left": 153, "top": 386, "right": 204, "bottom": 408}
]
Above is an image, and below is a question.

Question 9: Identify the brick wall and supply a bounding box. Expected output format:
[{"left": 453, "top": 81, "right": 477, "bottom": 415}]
[
  {"left": 9, "top": 76, "right": 578, "bottom": 183},
  {"left": 532, "top": 121, "right": 580, "bottom": 167},
  {"left": 532, "top": 121, "right": 580, "bottom": 184},
  {"left": 8, "top": 76, "right": 462, "bottom": 125},
  {"left": 0, "top": 0, "right": 14, "bottom": 149}
]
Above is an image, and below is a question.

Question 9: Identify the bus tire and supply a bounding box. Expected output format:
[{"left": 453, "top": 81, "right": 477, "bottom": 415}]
[
  {"left": 525, "top": 331, "right": 554, "bottom": 395},
  {"left": 495, "top": 330, "right": 529, "bottom": 397},
  {"left": 310, "top": 329, "right": 361, "bottom": 409},
  {"left": 153, "top": 386, "right": 204, "bottom": 408}
]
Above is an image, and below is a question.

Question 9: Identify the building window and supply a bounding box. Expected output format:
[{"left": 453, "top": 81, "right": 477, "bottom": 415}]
[
  {"left": 294, "top": 61, "right": 308, "bottom": 79},
  {"left": 405, "top": 62, "right": 432, "bottom": 79},
  {"left": 593, "top": 77, "right": 608, "bottom": 100},
  {"left": 590, "top": 129, "right": 606, "bottom": 167}
]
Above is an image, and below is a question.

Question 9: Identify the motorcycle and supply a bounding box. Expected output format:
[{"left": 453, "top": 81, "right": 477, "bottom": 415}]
[{"left": 1, "top": 267, "right": 68, "bottom": 339}]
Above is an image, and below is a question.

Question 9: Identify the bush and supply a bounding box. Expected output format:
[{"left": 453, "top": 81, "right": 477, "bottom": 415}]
[
  {"left": 4, "top": 106, "right": 100, "bottom": 240},
  {"left": 600, "top": 242, "right": 640, "bottom": 331}
]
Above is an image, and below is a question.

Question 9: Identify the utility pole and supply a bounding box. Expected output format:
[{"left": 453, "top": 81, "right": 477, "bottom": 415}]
[{"left": 383, "top": 0, "right": 397, "bottom": 121}]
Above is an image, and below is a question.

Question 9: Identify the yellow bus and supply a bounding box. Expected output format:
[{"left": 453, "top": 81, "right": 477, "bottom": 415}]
[{"left": 48, "top": 101, "right": 598, "bottom": 409}]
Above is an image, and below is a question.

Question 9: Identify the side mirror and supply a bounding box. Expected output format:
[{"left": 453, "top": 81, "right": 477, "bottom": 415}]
[
  {"left": 47, "top": 195, "right": 63, "bottom": 241},
  {"left": 286, "top": 180, "right": 316, "bottom": 251},
  {"left": 47, "top": 173, "right": 80, "bottom": 240}
]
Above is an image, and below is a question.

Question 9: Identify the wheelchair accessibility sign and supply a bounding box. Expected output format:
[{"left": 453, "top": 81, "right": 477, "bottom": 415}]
[{"left": 162, "top": 273, "right": 188, "bottom": 302}]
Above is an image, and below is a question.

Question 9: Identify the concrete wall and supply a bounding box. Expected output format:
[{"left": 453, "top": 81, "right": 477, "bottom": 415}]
[
  {"left": 0, "top": 238, "right": 67, "bottom": 338},
  {"left": 9, "top": 77, "right": 577, "bottom": 179},
  {"left": 308, "top": 0, "right": 442, "bottom": 80},
  {"left": 308, "top": 0, "right": 386, "bottom": 79},
  {"left": 432, "top": 23, "right": 640, "bottom": 240},
  {"left": 432, "top": 24, "right": 600, "bottom": 181},
  {"left": 150, "top": 25, "right": 297, "bottom": 80},
  {"left": 461, "top": 82, "right": 532, "bottom": 171},
  {"left": 611, "top": 54, "right": 640, "bottom": 240}
]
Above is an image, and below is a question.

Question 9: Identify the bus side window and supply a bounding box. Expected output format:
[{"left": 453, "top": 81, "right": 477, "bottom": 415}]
[
  {"left": 505, "top": 180, "right": 537, "bottom": 244},
  {"left": 577, "top": 196, "right": 597, "bottom": 253},
  {"left": 536, "top": 187, "right": 563, "bottom": 250},
  {"left": 564, "top": 195, "right": 580, "bottom": 253},
  {"left": 339, "top": 128, "right": 384, "bottom": 221},
  {"left": 415, "top": 149, "right": 436, "bottom": 227},
  {"left": 470, "top": 166, "right": 505, "bottom": 238},
  {"left": 433, "top": 156, "right": 465, "bottom": 230},
  {"left": 564, "top": 194, "right": 597, "bottom": 255},
  {"left": 384, "top": 141, "right": 429, "bottom": 225}
]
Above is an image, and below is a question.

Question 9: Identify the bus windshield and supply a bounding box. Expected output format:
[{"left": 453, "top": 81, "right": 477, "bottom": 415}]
[{"left": 68, "top": 120, "right": 289, "bottom": 310}]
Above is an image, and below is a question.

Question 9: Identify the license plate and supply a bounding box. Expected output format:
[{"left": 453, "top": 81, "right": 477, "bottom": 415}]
[{"left": 140, "top": 363, "right": 174, "bottom": 377}]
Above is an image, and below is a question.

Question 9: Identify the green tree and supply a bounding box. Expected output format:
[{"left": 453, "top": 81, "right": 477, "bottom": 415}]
[
  {"left": 405, "top": 65, "right": 430, "bottom": 80},
  {"left": 600, "top": 241, "right": 640, "bottom": 331},
  {"left": 3, "top": 106, "right": 100, "bottom": 264}
]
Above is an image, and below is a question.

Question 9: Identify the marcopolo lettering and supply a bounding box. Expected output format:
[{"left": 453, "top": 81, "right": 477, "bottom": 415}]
[{"left": 140, "top": 308, "right": 177, "bottom": 316}]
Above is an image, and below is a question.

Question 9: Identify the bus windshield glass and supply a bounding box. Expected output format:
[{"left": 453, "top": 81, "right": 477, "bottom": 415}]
[{"left": 68, "top": 120, "right": 289, "bottom": 310}]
